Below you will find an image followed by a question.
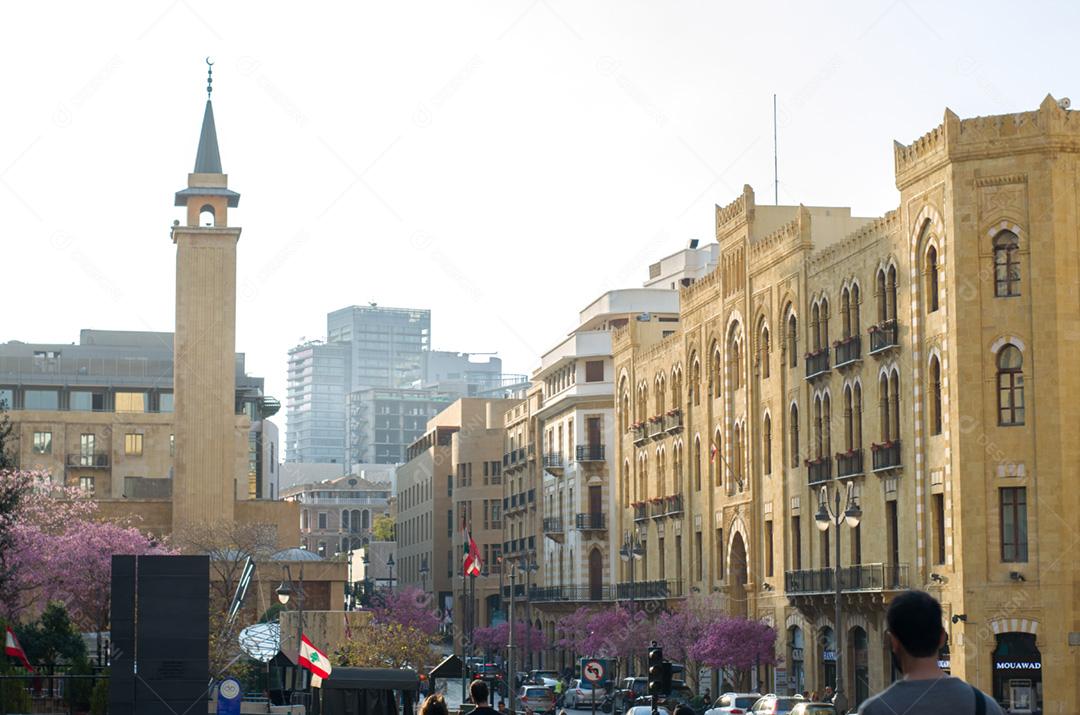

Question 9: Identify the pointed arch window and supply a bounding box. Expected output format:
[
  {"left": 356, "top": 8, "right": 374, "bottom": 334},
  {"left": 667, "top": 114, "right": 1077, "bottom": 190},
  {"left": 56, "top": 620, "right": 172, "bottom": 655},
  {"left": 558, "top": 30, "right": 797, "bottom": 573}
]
[
  {"left": 887, "top": 266, "right": 899, "bottom": 322},
  {"left": 997, "top": 344, "right": 1024, "bottom": 425},
  {"left": 994, "top": 231, "right": 1021, "bottom": 297},
  {"left": 926, "top": 245, "right": 940, "bottom": 312},
  {"left": 730, "top": 336, "right": 742, "bottom": 390},
  {"left": 713, "top": 430, "right": 723, "bottom": 488},
  {"left": 811, "top": 303, "right": 822, "bottom": 351},
  {"left": 876, "top": 270, "right": 888, "bottom": 323},
  {"left": 693, "top": 436, "right": 702, "bottom": 491},
  {"left": 850, "top": 284, "right": 861, "bottom": 334},
  {"left": 787, "top": 312, "right": 798, "bottom": 369},
  {"left": 879, "top": 374, "right": 891, "bottom": 442},
  {"left": 789, "top": 403, "right": 800, "bottom": 468},
  {"left": 853, "top": 383, "right": 863, "bottom": 448},
  {"left": 929, "top": 356, "right": 943, "bottom": 435},
  {"left": 691, "top": 358, "right": 701, "bottom": 406},
  {"left": 844, "top": 386, "right": 854, "bottom": 450},
  {"left": 763, "top": 414, "right": 772, "bottom": 475},
  {"left": 820, "top": 298, "right": 830, "bottom": 348},
  {"left": 841, "top": 288, "right": 851, "bottom": 339},
  {"left": 759, "top": 322, "right": 771, "bottom": 379},
  {"left": 889, "top": 372, "right": 901, "bottom": 441}
]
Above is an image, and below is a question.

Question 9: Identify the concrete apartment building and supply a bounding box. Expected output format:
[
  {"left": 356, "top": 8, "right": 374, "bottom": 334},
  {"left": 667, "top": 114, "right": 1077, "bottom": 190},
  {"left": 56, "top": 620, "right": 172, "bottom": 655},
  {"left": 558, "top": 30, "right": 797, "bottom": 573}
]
[
  {"left": 611, "top": 98, "right": 1080, "bottom": 711},
  {"left": 345, "top": 386, "right": 455, "bottom": 468},
  {"left": 396, "top": 398, "right": 513, "bottom": 634},
  {"left": 0, "top": 330, "right": 279, "bottom": 501}
]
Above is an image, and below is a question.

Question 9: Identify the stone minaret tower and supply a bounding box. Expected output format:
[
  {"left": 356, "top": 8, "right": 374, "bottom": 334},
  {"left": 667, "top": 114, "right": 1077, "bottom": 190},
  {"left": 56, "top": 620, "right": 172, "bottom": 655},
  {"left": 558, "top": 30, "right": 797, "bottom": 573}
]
[{"left": 171, "top": 77, "right": 242, "bottom": 532}]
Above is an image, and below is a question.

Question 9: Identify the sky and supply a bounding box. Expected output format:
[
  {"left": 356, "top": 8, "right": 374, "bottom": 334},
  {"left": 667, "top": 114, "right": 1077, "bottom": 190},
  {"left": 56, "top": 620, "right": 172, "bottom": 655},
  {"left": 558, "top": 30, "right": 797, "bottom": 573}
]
[{"left": 1, "top": 1, "right": 1077, "bottom": 428}]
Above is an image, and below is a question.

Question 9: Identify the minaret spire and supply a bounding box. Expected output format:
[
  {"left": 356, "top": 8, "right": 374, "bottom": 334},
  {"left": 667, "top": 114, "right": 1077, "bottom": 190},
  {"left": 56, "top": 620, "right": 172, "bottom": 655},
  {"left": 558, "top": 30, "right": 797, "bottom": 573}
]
[{"left": 205, "top": 56, "right": 213, "bottom": 99}]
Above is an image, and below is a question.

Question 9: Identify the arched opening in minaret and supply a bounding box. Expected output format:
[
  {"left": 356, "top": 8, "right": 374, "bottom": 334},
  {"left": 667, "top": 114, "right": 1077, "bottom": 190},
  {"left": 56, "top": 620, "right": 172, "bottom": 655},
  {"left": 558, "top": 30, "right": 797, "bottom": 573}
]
[{"left": 199, "top": 204, "right": 216, "bottom": 227}]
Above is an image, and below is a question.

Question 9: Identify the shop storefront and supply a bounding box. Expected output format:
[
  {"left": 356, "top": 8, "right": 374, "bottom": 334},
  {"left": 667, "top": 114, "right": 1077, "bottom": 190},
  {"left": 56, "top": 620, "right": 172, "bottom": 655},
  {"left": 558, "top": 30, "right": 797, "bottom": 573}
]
[
  {"left": 992, "top": 633, "right": 1042, "bottom": 713},
  {"left": 850, "top": 627, "right": 869, "bottom": 706},
  {"left": 819, "top": 627, "right": 837, "bottom": 691},
  {"left": 787, "top": 626, "right": 805, "bottom": 696}
]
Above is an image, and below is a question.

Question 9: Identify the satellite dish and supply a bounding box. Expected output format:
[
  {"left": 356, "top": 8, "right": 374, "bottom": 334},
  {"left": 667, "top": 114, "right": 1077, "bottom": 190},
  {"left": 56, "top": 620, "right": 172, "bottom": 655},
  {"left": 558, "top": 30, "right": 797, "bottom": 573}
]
[
  {"left": 238, "top": 622, "right": 281, "bottom": 663},
  {"left": 1059, "top": 97, "right": 1071, "bottom": 110}
]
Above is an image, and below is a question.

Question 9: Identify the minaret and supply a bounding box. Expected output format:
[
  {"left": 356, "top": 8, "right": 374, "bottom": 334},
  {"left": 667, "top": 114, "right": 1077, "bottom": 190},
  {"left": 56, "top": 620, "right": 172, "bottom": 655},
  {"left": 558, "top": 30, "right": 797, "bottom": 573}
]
[{"left": 171, "top": 61, "right": 242, "bottom": 532}]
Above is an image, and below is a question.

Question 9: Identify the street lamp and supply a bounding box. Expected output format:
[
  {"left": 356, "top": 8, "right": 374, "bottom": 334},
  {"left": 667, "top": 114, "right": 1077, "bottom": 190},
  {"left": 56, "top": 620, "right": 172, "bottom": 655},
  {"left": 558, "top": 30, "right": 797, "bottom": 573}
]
[
  {"left": 419, "top": 556, "right": 430, "bottom": 593},
  {"left": 619, "top": 533, "right": 645, "bottom": 674},
  {"left": 814, "top": 481, "right": 862, "bottom": 713},
  {"left": 387, "top": 554, "right": 396, "bottom": 592},
  {"left": 518, "top": 554, "right": 538, "bottom": 672},
  {"left": 507, "top": 565, "right": 518, "bottom": 715},
  {"left": 276, "top": 565, "right": 307, "bottom": 698}
]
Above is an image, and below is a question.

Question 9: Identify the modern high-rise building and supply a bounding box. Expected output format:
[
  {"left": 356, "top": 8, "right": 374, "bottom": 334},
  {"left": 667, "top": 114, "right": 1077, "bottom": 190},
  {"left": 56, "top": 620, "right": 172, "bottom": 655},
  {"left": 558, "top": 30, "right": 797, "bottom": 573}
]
[
  {"left": 285, "top": 340, "right": 350, "bottom": 464},
  {"left": 345, "top": 386, "right": 455, "bottom": 468},
  {"left": 327, "top": 305, "right": 431, "bottom": 390}
]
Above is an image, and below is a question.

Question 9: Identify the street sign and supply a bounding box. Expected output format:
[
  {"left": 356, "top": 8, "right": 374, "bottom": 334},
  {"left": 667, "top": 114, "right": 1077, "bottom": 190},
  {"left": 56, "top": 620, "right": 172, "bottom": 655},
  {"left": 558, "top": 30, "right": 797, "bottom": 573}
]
[
  {"left": 217, "top": 678, "right": 242, "bottom": 715},
  {"left": 583, "top": 659, "right": 605, "bottom": 683}
]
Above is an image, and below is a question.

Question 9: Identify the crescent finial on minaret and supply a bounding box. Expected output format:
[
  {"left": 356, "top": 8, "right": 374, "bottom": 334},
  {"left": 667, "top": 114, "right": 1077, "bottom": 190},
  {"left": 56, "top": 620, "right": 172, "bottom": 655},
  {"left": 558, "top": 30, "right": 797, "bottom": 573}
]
[{"left": 205, "top": 57, "right": 214, "bottom": 99}]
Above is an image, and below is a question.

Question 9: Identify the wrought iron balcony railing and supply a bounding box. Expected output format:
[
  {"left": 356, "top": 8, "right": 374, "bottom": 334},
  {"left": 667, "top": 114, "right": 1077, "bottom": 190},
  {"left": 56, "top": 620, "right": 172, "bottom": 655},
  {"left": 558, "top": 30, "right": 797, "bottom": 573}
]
[
  {"left": 805, "top": 349, "right": 831, "bottom": 380},
  {"left": 869, "top": 320, "right": 900, "bottom": 355},
  {"left": 576, "top": 444, "right": 605, "bottom": 462},
  {"left": 784, "top": 563, "right": 909, "bottom": 594},
  {"left": 575, "top": 512, "right": 607, "bottom": 530},
  {"left": 834, "top": 335, "right": 862, "bottom": 368},
  {"left": 871, "top": 440, "right": 902, "bottom": 472},
  {"left": 835, "top": 449, "right": 864, "bottom": 478},
  {"left": 807, "top": 457, "right": 832, "bottom": 485}
]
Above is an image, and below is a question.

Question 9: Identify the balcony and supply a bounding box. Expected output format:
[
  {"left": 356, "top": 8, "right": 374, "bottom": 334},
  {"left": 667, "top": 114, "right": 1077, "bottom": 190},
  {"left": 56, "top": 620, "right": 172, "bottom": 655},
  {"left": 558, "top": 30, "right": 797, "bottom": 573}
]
[
  {"left": 528, "top": 585, "right": 613, "bottom": 603},
  {"left": 871, "top": 440, "right": 902, "bottom": 472},
  {"left": 650, "top": 499, "right": 668, "bottom": 519},
  {"left": 615, "top": 579, "right": 684, "bottom": 600},
  {"left": 646, "top": 417, "right": 665, "bottom": 439},
  {"left": 633, "top": 504, "right": 649, "bottom": 522},
  {"left": 805, "top": 349, "right": 830, "bottom": 380},
  {"left": 631, "top": 424, "right": 648, "bottom": 446},
  {"left": 543, "top": 517, "right": 564, "bottom": 542},
  {"left": 665, "top": 493, "right": 684, "bottom": 517},
  {"left": 543, "top": 453, "right": 565, "bottom": 471},
  {"left": 663, "top": 409, "right": 683, "bottom": 434},
  {"left": 806, "top": 457, "right": 832, "bottom": 485},
  {"left": 869, "top": 320, "right": 899, "bottom": 355},
  {"left": 835, "top": 449, "right": 864, "bottom": 479},
  {"left": 834, "top": 335, "right": 862, "bottom": 368},
  {"left": 66, "top": 452, "right": 110, "bottom": 468},
  {"left": 501, "top": 583, "right": 526, "bottom": 598},
  {"left": 575, "top": 512, "right": 607, "bottom": 531},
  {"left": 784, "top": 563, "right": 909, "bottom": 595},
  {"left": 576, "top": 444, "right": 605, "bottom": 462}
]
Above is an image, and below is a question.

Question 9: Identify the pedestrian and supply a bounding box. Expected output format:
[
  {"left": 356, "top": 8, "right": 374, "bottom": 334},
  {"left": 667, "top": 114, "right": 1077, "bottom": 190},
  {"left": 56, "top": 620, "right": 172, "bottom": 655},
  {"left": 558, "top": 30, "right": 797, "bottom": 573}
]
[
  {"left": 823, "top": 686, "right": 834, "bottom": 703},
  {"left": 702, "top": 687, "right": 711, "bottom": 705},
  {"left": 420, "top": 694, "right": 450, "bottom": 715},
  {"left": 469, "top": 679, "right": 500, "bottom": 715},
  {"left": 673, "top": 705, "right": 696, "bottom": 715},
  {"left": 498, "top": 702, "right": 508, "bottom": 715},
  {"left": 810, "top": 690, "right": 819, "bottom": 703},
  {"left": 857, "top": 590, "right": 1003, "bottom": 714}
]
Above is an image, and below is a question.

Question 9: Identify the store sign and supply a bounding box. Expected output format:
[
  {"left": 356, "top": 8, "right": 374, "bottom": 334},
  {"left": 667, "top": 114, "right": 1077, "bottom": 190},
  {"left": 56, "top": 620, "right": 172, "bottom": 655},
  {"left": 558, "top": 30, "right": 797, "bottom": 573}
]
[
  {"left": 791, "top": 648, "right": 804, "bottom": 661},
  {"left": 823, "top": 650, "right": 837, "bottom": 662},
  {"left": 995, "top": 660, "right": 1041, "bottom": 670}
]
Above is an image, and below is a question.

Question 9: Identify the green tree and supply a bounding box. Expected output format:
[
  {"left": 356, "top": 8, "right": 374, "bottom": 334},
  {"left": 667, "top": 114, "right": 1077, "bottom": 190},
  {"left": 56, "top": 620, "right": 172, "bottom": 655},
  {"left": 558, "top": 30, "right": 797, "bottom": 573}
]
[
  {"left": 372, "top": 514, "right": 395, "bottom": 542},
  {"left": 17, "top": 602, "right": 87, "bottom": 669}
]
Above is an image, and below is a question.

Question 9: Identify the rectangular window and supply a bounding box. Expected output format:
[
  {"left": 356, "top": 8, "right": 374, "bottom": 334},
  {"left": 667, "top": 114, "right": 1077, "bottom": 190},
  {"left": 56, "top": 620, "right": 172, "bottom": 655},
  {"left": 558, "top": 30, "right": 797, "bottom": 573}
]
[
  {"left": 0, "top": 388, "right": 13, "bottom": 409},
  {"left": 932, "top": 494, "right": 946, "bottom": 565},
  {"left": 447, "top": 474, "right": 453, "bottom": 496},
  {"left": 447, "top": 510, "right": 453, "bottom": 537},
  {"left": 585, "top": 360, "right": 605, "bottom": 383},
  {"left": 318, "top": 512, "right": 328, "bottom": 530},
  {"left": 79, "top": 476, "right": 95, "bottom": 494},
  {"left": 821, "top": 529, "right": 830, "bottom": 568},
  {"left": 170, "top": 434, "right": 175, "bottom": 457},
  {"left": 115, "top": 392, "right": 147, "bottom": 413},
  {"left": 658, "top": 537, "right": 666, "bottom": 579},
  {"left": 24, "top": 390, "right": 59, "bottom": 410},
  {"left": 765, "top": 520, "right": 774, "bottom": 577},
  {"left": 887, "top": 501, "right": 899, "bottom": 566},
  {"left": 80, "top": 434, "right": 96, "bottom": 466},
  {"left": 1000, "top": 487, "right": 1028, "bottom": 562},
  {"left": 70, "top": 391, "right": 105, "bottom": 411},
  {"left": 792, "top": 516, "right": 802, "bottom": 570},
  {"left": 32, "top": 431, "right": 52, "bottom": 455},
  {"left": 852, "top": 523, "right": 862, "bottom": 565},
  {"left": 448, "top": 550, "right": 454, "bottom": 578},
  {"left": 124, "top": 433, "right": 144, "bottom": 456},
  {"left": 160, "top": 393, "right": 174, "bottom": 413}
]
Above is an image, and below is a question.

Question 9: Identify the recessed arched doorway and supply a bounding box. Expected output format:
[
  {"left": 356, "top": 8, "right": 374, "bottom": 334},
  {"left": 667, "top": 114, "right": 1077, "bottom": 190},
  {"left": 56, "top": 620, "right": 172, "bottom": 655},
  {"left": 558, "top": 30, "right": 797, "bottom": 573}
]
[
  {"left": 588, "top": 548, "right": 604, "bottom": 601},
  {"left": 849, "top": 626, "right": 869, "bottom": 706},
  {"left": 787, "top": 626, "right": 805, "bottom": 696},
  {"left": 992, "top": 632, "right": 1041, "bottom": 712},
  {"left": 819, "top": 626, "right": 837, "bottom": 691},
  {"left": 729, "top": 532, "right": 748, "bottom": 618}
]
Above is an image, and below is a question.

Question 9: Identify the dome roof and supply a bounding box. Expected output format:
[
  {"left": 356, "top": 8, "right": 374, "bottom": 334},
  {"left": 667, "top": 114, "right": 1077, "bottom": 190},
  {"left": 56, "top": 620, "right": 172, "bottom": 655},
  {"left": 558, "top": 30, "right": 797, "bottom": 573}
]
[{"left": 270, "top": 548, "right": 324, "bottom": 562}]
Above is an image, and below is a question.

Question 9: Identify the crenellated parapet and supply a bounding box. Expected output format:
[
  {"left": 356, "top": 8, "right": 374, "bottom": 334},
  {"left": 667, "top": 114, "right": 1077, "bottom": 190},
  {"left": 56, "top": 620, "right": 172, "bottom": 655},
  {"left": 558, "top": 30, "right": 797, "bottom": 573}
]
[
  {"left": 715, "top": 184, "right": 755, "bottom": 237},
  {"left": 749, "top": 205, "right": 812, "bottom": 260},
  {"left": 807, "top": 210, "right": 899, "bottom": 272}
]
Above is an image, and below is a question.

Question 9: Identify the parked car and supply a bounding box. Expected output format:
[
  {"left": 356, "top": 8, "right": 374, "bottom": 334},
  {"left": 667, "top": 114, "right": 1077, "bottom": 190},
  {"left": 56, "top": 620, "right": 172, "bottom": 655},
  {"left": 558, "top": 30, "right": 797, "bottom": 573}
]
[
  {"left": 748, "top": 694, "right": 806, "bottom": 714},
  {"left": 788, "top": 703, "right": 836, "bottom": 715},
  {"left": 519, "top": 685, "right": 557, "bottom": 714},
  {"left": 705, "top": 692, "right": 762, "bottom": 715},
  {"left": 563, "top": 679, "right": 607, "bottom": 709},
  {"left": 617, "top": 677, "right": 649, "bottom": 704},
  {"left": 472, "top": 663, "right": 506, "bottom": 696},
  {"left": 530, "top": 670, "right": 561, "bottom": 688},
  {"left": 626, "top": 707, "right": 671, "bottom": 715}
]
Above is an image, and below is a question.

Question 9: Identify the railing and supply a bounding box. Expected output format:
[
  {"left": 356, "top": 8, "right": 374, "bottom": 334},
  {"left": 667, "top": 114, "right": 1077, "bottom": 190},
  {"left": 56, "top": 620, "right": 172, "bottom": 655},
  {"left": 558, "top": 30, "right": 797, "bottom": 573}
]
[
  {"left": 805, "top": 349, "right": 830, "bottom": 379},
  {"left": 501, "top": 583, "right": 526, "bottom": 598},
  {"left": 576, "top": 444, "right": 605, "bottom": 462},
  {"left": 631, "top": 424, "right": 648, "bottom": 445},
  {"left": 633, "top": 504, "right": 648, "bottom": 522},
  {"left": 575, "top": 512, "right": 607, "bottom": 530},
  {"left": 615, "top": 579, "right": 684, "bottom": 600},
  {"left": 869, "top": 320, "right": 899, "bottom": 354},
  {"left": 665, "top": 493, "right": 684, "bottom": 516},
  {"left": 543, "top": 517, "right": 563, "bottom": 534},
  {"left": 650, "top": 500, "right": 667, "bottom": 518},
  {"left": 663, "top": 410, "right": 683, "bottom": 433},
  {"left": 647, "top": 418, "right": 665, "bottom": 438},
  {"left": 807, "top": 457, "right": 832, "bottom": 485},
  {"left": 529, "top": 585, "right": 613, "bottom": 602},
  {"left": 529, "top": 580, "right": 684, "bottom": 603},
  {"left": 66, "top": 452, "right": 110, "bottom": 468},
  {"left": 784, "top": 563, "right": 909, "bottom": 594},
  {"left": 871, "top": 440, "right": 902, "bottom": 471},
  {"left": 834, "top": 335, "right": 861, "bottom": 367},
  {"left": 543, "top": 453, "right": 564, "bottom": 470},
  {"left": 835, "top": 449, "right": 864, "bottom": 478}
]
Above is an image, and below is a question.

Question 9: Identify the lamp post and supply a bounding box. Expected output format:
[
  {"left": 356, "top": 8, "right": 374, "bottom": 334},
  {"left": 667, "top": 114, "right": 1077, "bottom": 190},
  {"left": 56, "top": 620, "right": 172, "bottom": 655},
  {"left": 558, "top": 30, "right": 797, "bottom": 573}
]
[
  {"left": 276, "top": 565, "right": 306, "bottom": 698},
  {"left": 387, "top": 553, "right": 396, "bottom": 592},
  {"left": 419, "top": 556, "right": 430, "bottom": 594},
  {"left": 361, "top": 551, "right": 372, "bottom": 607},
  {"left": 814, "top": 481, "right": 862, "bottom": 714},
  {"left": 519, "top": 554, "right": 538, "bottom": 672},
  {"left": 508, "top": 565, "right": 517, "bottom": 715},
  {"left": 619, "top": 533, "right": 645, "bottom": 675}
]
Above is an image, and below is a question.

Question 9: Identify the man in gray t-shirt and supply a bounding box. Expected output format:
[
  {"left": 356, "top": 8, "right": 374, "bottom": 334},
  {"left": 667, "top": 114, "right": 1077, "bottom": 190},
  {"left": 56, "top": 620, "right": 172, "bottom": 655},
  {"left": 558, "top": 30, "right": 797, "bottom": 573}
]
[{"left": 858, "top": 591, "right": 1002, "bottom": 715}]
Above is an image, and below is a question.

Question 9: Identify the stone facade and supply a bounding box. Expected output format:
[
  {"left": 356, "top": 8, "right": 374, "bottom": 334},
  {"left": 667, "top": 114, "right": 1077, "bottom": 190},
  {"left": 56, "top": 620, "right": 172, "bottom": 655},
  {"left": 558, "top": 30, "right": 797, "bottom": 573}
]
[{"left": 611, "top": 97, "right": 1080, "bottom": 712}]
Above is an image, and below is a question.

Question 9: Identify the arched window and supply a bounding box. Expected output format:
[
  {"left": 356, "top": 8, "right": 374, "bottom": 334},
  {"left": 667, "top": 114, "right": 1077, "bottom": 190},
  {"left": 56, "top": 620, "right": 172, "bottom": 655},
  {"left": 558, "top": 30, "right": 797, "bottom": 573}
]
[
  {"left": 926, "top": 245, "right": 940, "bottom": 312},
  {"left": 671, "top": 368, "right": 681, "bottom": 409},
  {"left": 853, "top": 383, "right": 863, "bottom": 449},
  {"left": 997, "top": 344, "right": 1025, "bottom": 425},
  {"left": 787, "top": 312, "right": 799, "bottom": 369},
  {"left": 691, "top": 357, "right": 701, "bottom": 406},
  {"left": 814, "top": 396, "right": 824, "bottom": 459},
  {"left": 889, "top": 371, "right": 901, "bottom": 441},
  {"left": 638, "top": 455, "right": 648, "bottom": 501},
  {"left": 929, "top": 356, "right": 942, "bottom": 435},
  {"left": 656, "top": 375, "right": 666, "bottom": 415},
  {"left": 879, "top": 374, "right": 891, "bottom": 442},
  {"left": 693, "top": 437, "right": 702, "bottom": 491},
  {"left": 341, "top": 509, "right": 350, "bottom": 533},
  {"left": 731, "top": 337, "right": 742, "bottom": 390},
  {"left": 713, "top": 429, "right": 723, "bottom": 487},
  {"left": 759, "top": 322, "right": 771, "bottom": 379},
  {"left": 841, "top": 288, "right": 851, "bottom": 339},
  {"left": 789, "top": 403, "right": 800, "bottom": 468},
  {"left": 994, "top": 231, "right": 1021, "bottom": 297},
  {"left": 844, "top": 386, "right": 854, "bottom": 450},
  {"left": 622, "top": 459, "right": 630, "bottom": 506},
  {"left": 820, "top": 298, "right": 830, "bottom": 348},
  {"left": 811, "top": 303, "right": 822, "bottom": 351},
  {"left": 732, "top": 423, "right": 743, "bottom": 489},
  {"left": 850, "top": 284, "right": 861, "bottom": 334},
  {"left": 876, "top": 270, "right": 888, "bottom": 323},
  {"left": 887, "top": 266, "right": 898, "bottom": 322},
  {"left": 641, "top": 384, "right": 649, "bottom": 422},
  {"left": 763, "top": 414, "right": 772, "bottom": 475},
  {"left": 672, "top": 443, "right": 682, "bottom": 493},
  {"left": 199, "top": 204, "right": 215, "bottom": 227},
  {"left": 822, "top": 394, "right": 832, "bottom": 457},
  {"left": 712, "top": 346, "right": 722, "bottom": 398},
  {"left": 620, "top": 378, "right": 630, "bottom": 432}
]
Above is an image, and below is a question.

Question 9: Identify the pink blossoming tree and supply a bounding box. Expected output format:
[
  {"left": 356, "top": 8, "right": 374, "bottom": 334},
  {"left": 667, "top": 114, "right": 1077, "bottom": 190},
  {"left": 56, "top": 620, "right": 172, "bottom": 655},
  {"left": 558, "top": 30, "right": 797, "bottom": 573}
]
[{"left": 690, "top": 617, "right": 779, "bottom": 690}]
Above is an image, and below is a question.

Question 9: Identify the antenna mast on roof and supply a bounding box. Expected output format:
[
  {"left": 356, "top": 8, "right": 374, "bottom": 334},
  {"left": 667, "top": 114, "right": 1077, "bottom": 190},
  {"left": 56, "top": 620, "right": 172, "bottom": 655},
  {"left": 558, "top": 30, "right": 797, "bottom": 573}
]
[{"left": 773, "top": 93, "right": 778, "bottom": 206}]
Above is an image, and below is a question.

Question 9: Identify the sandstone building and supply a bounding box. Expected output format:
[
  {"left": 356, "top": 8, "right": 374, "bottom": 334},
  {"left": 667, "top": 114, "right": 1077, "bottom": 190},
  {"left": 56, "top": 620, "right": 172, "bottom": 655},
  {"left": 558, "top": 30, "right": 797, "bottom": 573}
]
[{"left": 612, "top": 97, "right": 1080, "bottom": 712}]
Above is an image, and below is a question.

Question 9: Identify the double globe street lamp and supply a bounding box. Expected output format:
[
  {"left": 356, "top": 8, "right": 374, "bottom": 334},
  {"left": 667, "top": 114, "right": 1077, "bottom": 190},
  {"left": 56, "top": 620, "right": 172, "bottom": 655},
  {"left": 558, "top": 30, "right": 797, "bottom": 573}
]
[{"left": 814, "top": 480, "right": 862, "bottom": 714}]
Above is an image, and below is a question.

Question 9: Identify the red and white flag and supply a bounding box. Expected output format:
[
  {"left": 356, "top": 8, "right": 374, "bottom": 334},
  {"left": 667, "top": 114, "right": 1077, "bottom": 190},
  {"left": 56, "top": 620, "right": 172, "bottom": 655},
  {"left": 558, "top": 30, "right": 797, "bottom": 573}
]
[
  {"left": 299, "top": 633, "right": 332, "bottom": 686},
  {"left": 709, "top": 442, "right": 719, "bottom": 463},
  {"left": 4, "top": 627, "right": 33, "bottom": 672},
  {"left": 462, "top": 521, "right": 482, "bottom": 576}
]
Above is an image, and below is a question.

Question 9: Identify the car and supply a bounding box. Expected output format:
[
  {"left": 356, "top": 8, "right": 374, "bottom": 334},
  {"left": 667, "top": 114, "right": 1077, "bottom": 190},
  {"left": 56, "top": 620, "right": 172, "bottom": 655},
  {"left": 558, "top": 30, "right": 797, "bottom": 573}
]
[
  {"left": 788, "top": 703, "right": 836, "bottom": 715},
  {"left": 530, "top": 670, "right": 561, "bottom": 688},
  {"left": 626, "top": 707, "right": 671, "bottom": 715},
  {"left": 748, "top": 694, "right": 807, "bottom": 714},
  {"left": 519, "top": 685, "right": 557, "bottom": 714},
  {"left": 472, "top": 663, "right": 506, "bottom": 696},
  {"left": 660, "top": 683, "right": 695, "bottom": 710},
  {"left": 617, "top": 677, "right": 649, "bottom": 703},
  {"left": 704, "top": 692, "right": 762, "bottom": 715},
  {"left": 563, "top": 678, "right": 607, "bottom": 709}
]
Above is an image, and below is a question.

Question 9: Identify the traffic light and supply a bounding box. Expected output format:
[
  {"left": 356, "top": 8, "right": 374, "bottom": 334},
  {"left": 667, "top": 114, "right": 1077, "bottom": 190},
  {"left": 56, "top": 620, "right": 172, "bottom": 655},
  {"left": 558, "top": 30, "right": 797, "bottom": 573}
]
[{"left": 648, "top": 645, "right": 664, "bottom": 695}]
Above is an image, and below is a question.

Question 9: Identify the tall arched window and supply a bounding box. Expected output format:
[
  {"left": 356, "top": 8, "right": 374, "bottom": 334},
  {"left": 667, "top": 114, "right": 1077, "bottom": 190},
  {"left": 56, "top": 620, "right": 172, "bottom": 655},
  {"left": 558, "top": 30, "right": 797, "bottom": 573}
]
[
  {"left": 672, "top": 443, "right": 682, "bottom": 493},
  {"left": 822, "top": 394, "right": 832, "bottom": 457},
  {"left": 763, "top": 414, "right": 772, "bottom": 475},
  {"left": 656, "top": 375, "right": 666, "bottom": 415},
  {"left": 929, "top": 356, "right": 942, "bottom": 435},
  {"left": 811, "top": 303, "right": 822, "bottom": 351},
  {"left": 997, "top": 344, "right": 1024, "bottom": 425},
  {"left": 853, "top": 383, "right": 863, "bottom": 449},
  {"left": 787, "top": 311, "right": 799, "bottom": 368},
  {"left": 994, "top": 231, "right": 1021, "bottom": 297},
  {"left": 671, "top": 368, "right": 681, "bottom": 410},
  {"left": 622, "top": 459, "right": 630, "bottom": 506},
  {"left": 844, "top": 386, "right": 854, "bottom": 450},
  {"left": 841, "top": 288, "right": 851, "bottom": 338},
  {"left": 814, "top": 396, "right": 823, "bottom": 459},
  {"left": 879, "top": 374, "right": 891, "bottom": 442},
  {"left": 691, "top": 357, "right": 701, "bottom": 406},
  {"left": 759, "top": 321, "right": 771, "bottom": 380},
  {"left": 620, "top": 378, "right": 630, "bottom": 432},
  {"left": 887, "top": 266, "right": 898, "bottom": 322},
  {"left": 889, "top": 371, "right": 901, "bottom": 441},
  {"left": 732, "top": 423, "right": 743, "bottom": 489},
  {"left": 789, "top": 404, "right": 800, "bottom": 468},
  {"left": 657, "top": 448, "right": 667, "bottom": 495},
  {"left": 712, "top": 346, "right": 722, "bottom": 398},
  {"left": 820, "top": 298, "right": 830, "bottom": 348},
  {"left": 713, "top": 429, "right": 723, "bottom": 487},
  {"left": 876, "top": 270, "right": 888, "bottom": 323},
  {"left": 926, "top": 245, "right": 940, "bottom": 313},
  {"left": 638, "top": 455, "right": 648, "bottom": 501},
  {"left": 694, "top": 436, "right": 702, "bottom": 491},
  {"left": 731, "top": 337, "right": 742, "bottom": 390},
  {"left": 850, "top": 284, "right": 861, "bottom": 334}
]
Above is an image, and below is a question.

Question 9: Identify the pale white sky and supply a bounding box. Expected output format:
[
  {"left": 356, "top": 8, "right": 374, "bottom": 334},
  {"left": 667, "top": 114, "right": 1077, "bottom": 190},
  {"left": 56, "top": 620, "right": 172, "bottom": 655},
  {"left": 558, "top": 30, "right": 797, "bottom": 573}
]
[{"left": 1, "top": 1, "right": 1076, "bottom": 411}]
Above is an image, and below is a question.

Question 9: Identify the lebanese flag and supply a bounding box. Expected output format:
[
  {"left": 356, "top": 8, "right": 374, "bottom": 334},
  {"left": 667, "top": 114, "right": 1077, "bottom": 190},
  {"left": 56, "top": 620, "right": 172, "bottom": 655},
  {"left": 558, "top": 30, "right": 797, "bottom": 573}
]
[
  {"left": 710, "top": 443, "right": 718, "bottom": 463},
  {"left": 4, "top": 627, "right": 33, "bottom": 672},
  {"left": 299, "top": 634, "right": 332, "bottom": 684},
  {"left": 463, "top": 522, "right": 482, "bottom": 576}
]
